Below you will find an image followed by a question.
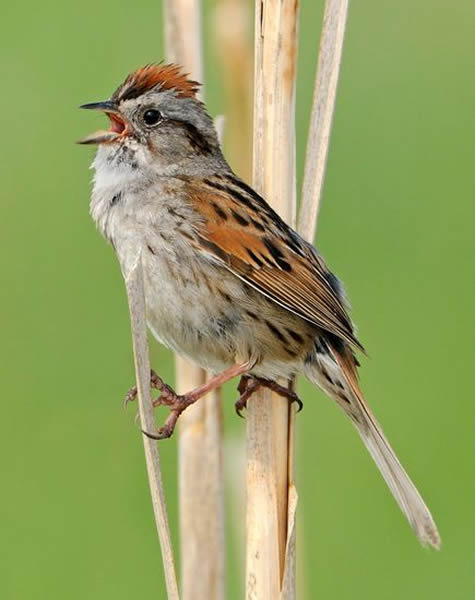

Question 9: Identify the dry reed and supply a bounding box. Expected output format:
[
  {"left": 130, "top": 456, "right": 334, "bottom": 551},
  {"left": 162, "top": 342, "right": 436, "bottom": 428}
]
[
  {"left": 246, "top": 1, "right": 350, "bottom": 598},
  {"left": 164, "top": 2, "right": 225, "bottom": 599},
  {"left": 125, "top": 255, "right": 179, "bottom": 599},
  {"left": 245, "top": 2, "right": 299, "bottom": 599}
]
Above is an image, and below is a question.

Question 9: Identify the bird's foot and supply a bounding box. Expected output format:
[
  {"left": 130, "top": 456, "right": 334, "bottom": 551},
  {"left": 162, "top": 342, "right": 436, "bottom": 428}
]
[
  {"left": 124, "top": 369, "right": 163, "bottom": 408},
  {"left": 124, "top": 369, "right": 193, "bottom": 439},
  {"left": 143, "top": 390, "right": 195, "bottom": 440},
  {"left": 235, "top": 376, "right": 303, "bottom": 417},
  {"left": 125, "top": 362, "right": 251, "bottom": 439}
]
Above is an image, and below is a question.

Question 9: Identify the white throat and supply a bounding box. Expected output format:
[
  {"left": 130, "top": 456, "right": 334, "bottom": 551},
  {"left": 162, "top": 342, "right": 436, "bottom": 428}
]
[{"left": 89, "top": 144, "right": 145, "bottom": 240}]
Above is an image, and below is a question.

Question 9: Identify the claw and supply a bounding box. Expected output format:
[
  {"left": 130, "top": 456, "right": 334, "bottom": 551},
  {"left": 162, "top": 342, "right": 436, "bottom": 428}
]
[
  {"left": 141, "top": 429, "right": 160, "bottom": 440},
  {"left": 141, "top": 427, "right": 173, "bottom": 440},
  {"left": 235, "top": 400, "right": 246, "bottom": 418},
  {"left": 124, "top": 386, "right": 138, "bottom": 410},
  {"left": 141, "top": 397, "right": 190, "bottom": 440},
  {"left": 234, "top": 376, "right": 304, "bottom": 416},
  {"left": 234, "top": 376, "right": 259, "bottom": 418}
]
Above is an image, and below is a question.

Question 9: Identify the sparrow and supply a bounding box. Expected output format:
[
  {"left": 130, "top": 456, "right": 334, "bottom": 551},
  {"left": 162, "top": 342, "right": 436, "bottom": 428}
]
[{"left": 79, "top": 63, "right": 440, "bottom": 548}]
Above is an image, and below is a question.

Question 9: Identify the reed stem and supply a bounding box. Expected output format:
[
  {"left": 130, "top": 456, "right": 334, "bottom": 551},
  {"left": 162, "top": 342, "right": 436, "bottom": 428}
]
[
  {"left": 164, "top": 2, "right": 225, "bottom": 598},
  {"left": 125, "top": 254, "right": 179, "bottom": 600},
  {"left": 298, "top": 0, "right": 349, "bottom": 240},
  {"left": 246, "top": 2, "right": 299, "bottom": 598}
]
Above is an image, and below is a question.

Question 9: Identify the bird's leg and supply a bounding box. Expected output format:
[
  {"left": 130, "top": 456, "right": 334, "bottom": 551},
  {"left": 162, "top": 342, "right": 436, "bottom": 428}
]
[
  {"left": 235, "top": 376, "right": 303, "bottom": 417},
  {"left": 125, "top": 363, "right": 251, "bottom": 440}
]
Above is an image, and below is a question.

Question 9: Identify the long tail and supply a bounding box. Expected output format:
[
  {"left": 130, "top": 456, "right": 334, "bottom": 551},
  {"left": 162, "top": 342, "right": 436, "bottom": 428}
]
[{"left": 306, "top": 345, "right": 441, "bottom": 549}]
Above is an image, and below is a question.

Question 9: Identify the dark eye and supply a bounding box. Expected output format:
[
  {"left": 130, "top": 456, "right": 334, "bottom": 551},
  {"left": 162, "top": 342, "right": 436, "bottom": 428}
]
[{"left": 143, "top": 109, "right": 162, "bottom": 126}]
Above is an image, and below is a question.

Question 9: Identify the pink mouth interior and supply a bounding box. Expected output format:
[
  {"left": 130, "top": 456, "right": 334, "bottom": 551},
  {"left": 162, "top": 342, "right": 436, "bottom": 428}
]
[{"left": 107, "top": 113, "right": 126, "bottom": 134}]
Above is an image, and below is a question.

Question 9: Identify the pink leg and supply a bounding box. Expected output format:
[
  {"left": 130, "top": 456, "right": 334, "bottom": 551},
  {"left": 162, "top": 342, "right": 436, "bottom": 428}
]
[{"left": 126, "top": 363, "right": 252, "bottom": 440}]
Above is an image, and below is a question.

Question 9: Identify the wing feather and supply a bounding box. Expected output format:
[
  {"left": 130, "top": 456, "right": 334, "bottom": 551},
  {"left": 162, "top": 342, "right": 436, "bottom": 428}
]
[{"left": 186, "top": 175, "right": 365, "bottom": 352}]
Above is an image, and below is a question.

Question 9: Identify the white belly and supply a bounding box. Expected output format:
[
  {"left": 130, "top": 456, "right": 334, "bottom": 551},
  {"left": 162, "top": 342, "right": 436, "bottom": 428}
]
[{"left": 141, "top": 244, "right": 241, "bottom": 373}]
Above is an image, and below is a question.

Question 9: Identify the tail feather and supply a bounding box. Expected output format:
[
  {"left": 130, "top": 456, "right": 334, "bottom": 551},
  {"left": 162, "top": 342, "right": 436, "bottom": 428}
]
[
  {"left": 306, "top": 346, "right": 441, "bottom": 549},
  {"left": 355, "top": 410, "right": 440, "bottom": 548}
]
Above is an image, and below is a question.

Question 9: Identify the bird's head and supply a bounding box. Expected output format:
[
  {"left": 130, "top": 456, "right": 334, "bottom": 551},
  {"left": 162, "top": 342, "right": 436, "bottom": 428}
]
[{"left": 78, "top": 63, "right": 222, "bottom": 173}]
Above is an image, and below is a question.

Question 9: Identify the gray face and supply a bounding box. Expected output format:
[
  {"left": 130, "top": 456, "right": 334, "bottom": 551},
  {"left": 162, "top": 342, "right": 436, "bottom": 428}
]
[{"left": 80, "top": 87, "right": 224, "bottom": 176}]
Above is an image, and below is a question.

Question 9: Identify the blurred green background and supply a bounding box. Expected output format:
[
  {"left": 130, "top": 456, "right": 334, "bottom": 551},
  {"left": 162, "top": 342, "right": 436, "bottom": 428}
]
[{"left": 1, "top": 0, "right": 474, "bottom": 598}]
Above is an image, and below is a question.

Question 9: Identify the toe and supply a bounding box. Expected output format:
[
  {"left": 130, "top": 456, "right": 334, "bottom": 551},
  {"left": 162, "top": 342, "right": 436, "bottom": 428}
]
[
  {"left": 124, "top": 388, "right": 137, "bottom": 409},
  {"left": 234, "top": 400, "right": 247, "bottom": 418}
]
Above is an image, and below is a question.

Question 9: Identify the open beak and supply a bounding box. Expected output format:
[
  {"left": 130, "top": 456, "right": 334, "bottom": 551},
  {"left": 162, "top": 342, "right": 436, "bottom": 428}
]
[{"left": 77, "top": 100, "right": 128, "bottom": 145}]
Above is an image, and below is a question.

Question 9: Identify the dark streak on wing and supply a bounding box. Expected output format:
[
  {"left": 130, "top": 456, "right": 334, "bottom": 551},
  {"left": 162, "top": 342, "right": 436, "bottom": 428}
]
[
  {"left": 211, "top": 201, "right": 228, "bottom": 220},
  {"left": 197, "top": 236, "right": 230, "bottom": 263},
  {"left": 189, "top": 175, "right": 365, "bottom": 353},
  {"left": 203, "top": 179, "right": 256, "bottom": 212},
  {"left": 231, "top": 209, "right": 250, "bottom": 226},
  {"left": 246, "top": 248, "right": 264, "bottom": 268},
  {"left": 263, "top": 238, "right": 292, "bottom": 271}
]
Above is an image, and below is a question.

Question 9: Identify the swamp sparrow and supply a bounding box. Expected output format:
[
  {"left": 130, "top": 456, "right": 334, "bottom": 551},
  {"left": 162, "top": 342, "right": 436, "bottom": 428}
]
[{"left": 79, "top": 64, "right": 440, "bottom": 548}]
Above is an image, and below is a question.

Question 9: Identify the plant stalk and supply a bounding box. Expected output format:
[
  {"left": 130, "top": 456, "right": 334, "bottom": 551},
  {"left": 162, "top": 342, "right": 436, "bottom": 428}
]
[
  {"left": 164, "top": 2, "right": 225, "bottom": 599},
  {"left": 246, "top": 2, "right": 299, "bottom": 598}
]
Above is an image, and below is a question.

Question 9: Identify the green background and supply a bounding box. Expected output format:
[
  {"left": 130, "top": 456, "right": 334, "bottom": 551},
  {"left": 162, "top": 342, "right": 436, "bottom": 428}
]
[{"left": 1, "top": 0, "right": 474, "bottom": 598}]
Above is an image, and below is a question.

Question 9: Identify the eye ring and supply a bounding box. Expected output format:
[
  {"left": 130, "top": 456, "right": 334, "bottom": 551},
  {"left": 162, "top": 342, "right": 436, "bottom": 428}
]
[{"left": 142, "top": 108, "right": 162, "bottom": 127}]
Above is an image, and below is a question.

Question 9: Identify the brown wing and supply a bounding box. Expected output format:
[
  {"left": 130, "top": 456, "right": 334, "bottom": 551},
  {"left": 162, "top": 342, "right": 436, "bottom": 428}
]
[{"left": 185, "top": 174, "right": 365, "bottom": 353}]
